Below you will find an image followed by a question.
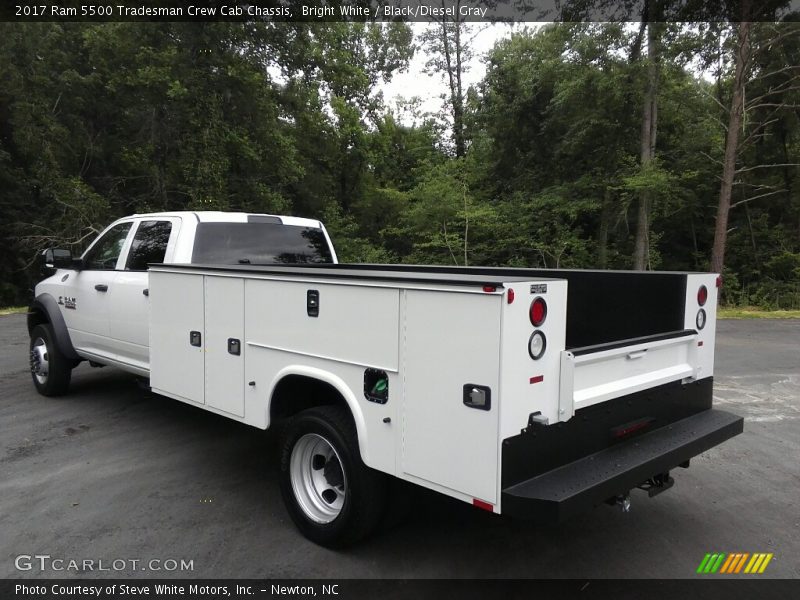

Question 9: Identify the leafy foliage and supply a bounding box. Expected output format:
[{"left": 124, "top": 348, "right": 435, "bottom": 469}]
[{"left": 0, "top": 21, "right": 798, "bottom": 309}]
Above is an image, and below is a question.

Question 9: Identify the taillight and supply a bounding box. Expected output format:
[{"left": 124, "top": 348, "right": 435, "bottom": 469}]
[
  {"left": 529, "top": 297, "right": 547, "bottom": 326},
  {"left": 528, "top": 330, "right": 546, "bottom": 360},
  {"left": 698, "top": 285, "right": 708, "bottom": 306}
]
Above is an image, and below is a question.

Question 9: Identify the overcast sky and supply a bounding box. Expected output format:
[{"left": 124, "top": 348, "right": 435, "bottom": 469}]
[{"left": 380, "top": 23, "right": 531, "bottom": 123}]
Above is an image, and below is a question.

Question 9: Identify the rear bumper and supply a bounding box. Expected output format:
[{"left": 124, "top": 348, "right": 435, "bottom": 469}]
[{"left": 501, "top": 409, "right": 743, "bottom": 522}]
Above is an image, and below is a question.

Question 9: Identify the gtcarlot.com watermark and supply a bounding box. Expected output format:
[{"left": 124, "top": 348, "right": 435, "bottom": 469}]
[{"left": 15, "top": 554, "right": 194, "bottom": 573}]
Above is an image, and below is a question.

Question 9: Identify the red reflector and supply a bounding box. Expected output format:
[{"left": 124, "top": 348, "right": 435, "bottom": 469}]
[
  {"left": 698, "top": 341, "right": 704, "bottom": 347},
  {"left": 473, "top": 499, "right": 494, "bottom": 512},
  {"left": 483, "top": 285, "right": 497, "bottom": 293},
  {"left": 612, "top": 418, "right": 654, "bottom": 439},
  {"left": 529, "top": 375, "right": 544, "bottom": 384},
  {"left": 698, "top": 285, "right": 708, "bottom": 306},
  {"left": 716, "top": 275, "right": 723, "bottom": 288},
  {"left": 507, "top": 288, "right": 515, "bottom": 304},
  {"left": 529, "top": 297, "right": 547, "bottom": 326}
]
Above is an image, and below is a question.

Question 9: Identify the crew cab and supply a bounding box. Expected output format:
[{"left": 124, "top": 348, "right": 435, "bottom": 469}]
[
  {"left": 28, "top": 211, "right": 743, "bottom": 546},
  {"left": 30, "top": 212, "right": 336, "bottom": 377}
]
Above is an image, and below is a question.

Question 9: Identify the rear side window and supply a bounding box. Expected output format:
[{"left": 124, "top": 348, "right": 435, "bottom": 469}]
[
  {"left": 191, "top": 222, "right": 333, "bottom": 265},
  {"left": 126, "top": 221, "right": 173, "bottom": 271},
  {"left": 82, "top": 222, "right": 133, "bottom": 270}
]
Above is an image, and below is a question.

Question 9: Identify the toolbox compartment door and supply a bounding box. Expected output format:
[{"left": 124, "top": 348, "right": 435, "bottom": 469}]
[
  {"left": 402, "top": 290, "right": 501, "bottom": 504},
  {"left": 149, "top": 271, "right": 205, "bottom": 404},
  {"left": 204, "top": 276, "right": 245, "bottom": 417}
]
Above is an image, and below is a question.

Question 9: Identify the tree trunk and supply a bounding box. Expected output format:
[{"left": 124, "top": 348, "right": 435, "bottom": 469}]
[
  {"left": 436, "top": 1, "right": 466, "bottom": 158},
  {"left": 453, "top": 13, "right": 466, "bottom": 158},
  {"left": 597, "top": 187, "right": 612, "bottom": 268},
  {"left": 711, "top": 17, "right": 752, "bottom": 274},
  {"left": 633, "top": 16, "right": 659, "bottom": 271}
]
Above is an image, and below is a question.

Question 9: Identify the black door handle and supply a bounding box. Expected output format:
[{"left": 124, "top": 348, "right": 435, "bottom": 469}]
[
  {"left": 95, "top": 284, "right": 108, "bottom": 292},
  {"left": 307, "top": 290, "right": 319, "bottom": 317},
  {"left": 142, "top": 288, "right": 149, "bottom": 296}
]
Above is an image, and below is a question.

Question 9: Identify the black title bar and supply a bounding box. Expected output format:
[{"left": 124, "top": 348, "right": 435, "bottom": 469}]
[
  {"left": 4, "top": 579, "right": 800, "bottom": 600},
  {"left": 3, "top": 0, "right": 800, "bottom": 23}
]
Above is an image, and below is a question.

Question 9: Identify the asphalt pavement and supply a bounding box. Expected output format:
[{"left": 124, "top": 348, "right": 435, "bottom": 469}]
[{"left": 1, "top": 314, "right": 798, "bottom": 578}]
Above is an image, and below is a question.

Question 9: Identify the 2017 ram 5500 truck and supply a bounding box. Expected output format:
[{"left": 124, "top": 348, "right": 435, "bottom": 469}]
[{"left": 29, "top": 211, "right": 743, "bottom": 546}]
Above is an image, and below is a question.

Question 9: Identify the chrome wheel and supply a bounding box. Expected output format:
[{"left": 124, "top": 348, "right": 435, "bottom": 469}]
[
  {"left": 289, "top": 433, "right": 346, "bottom": 524},
  {"left": 30, "top": 337, "right": 49, "bottom": 385}
]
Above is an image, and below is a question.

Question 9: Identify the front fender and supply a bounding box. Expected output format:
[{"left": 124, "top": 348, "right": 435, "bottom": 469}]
[{"left": 28, "top": 294, "right": 80, "bottom": 361}]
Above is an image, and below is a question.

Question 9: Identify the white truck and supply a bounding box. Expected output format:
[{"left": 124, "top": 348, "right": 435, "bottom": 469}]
[{"left": 29, "top": 211, "right": 743, "bottom": 546}]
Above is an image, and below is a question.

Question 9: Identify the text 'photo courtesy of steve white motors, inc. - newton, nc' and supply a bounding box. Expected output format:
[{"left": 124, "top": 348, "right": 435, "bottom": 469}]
[
  {"left": 13, "top": 3, "right": 490, "bottom": 19},
  {"left": 14, "top": 583, "right": 339, "bottom": 597}
]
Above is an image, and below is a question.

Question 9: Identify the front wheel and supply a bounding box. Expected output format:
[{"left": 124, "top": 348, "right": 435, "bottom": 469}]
[
  {"left": 279, "top": 406, "right": 386, "bottom": 547},
  {"left": 29, "top": 323, "right": 72, "bottom": 396}
]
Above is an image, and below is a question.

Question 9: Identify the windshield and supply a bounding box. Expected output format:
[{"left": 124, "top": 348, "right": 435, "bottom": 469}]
[{"left": 191, "top": 222, "right": 333, "bottom": 265}]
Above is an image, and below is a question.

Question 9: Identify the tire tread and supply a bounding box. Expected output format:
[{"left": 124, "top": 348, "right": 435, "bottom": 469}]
[
  {"left": 30, "top": 323, "right": 72, "bottom": 396},
  {"left": 279, "top": 405, "right": 387, "bottom": 547}
]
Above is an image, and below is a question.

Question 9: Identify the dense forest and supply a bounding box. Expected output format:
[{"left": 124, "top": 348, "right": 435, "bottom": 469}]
[{"left": 1, "top": 14, "right": 799, "bottom": 307}]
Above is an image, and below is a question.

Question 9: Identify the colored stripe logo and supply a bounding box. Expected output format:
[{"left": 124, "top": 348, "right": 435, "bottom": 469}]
[{"left": 696, "top": 552, "right": 774, "bottom": 574}]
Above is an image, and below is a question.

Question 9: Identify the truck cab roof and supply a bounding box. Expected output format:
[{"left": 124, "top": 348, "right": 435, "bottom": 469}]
[{"left": 129, "top": 211, "right": 324, "bottom": 229}]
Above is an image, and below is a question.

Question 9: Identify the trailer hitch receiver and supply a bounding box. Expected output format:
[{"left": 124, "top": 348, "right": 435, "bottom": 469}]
[{"left": 637, "top": 472, "right": 674, "bottom": 498}]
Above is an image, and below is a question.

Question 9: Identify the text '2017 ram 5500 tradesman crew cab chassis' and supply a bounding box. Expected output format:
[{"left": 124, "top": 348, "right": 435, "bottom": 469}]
[{"left": 29, "top": 211, "right": 743, "bottom": 546}]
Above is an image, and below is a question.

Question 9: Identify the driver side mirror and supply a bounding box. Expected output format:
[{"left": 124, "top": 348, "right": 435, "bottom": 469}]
[{"left": 41, "top": 248, "right": 80, "bottom": 275}]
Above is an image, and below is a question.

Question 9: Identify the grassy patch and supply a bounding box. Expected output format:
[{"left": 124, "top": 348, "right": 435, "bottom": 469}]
[
  {"left": 718, "top": 306, "right": 800, "bottom": 319},
  {"left": 0, "top": 306, "right": 27, "bottom": 316}
]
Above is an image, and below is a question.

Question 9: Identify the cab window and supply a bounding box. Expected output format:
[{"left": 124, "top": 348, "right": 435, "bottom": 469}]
[
  {"left": 82, "top": 222, "right": 133, "bottom": 270},
  {"left": 125, "top": 221, "right": 173, "bottom": 271},
  {"left": 191, "top": 222, "right": 333, "bottom": 264}
]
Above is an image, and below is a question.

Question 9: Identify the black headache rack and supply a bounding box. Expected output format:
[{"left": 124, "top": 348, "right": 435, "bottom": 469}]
[{"left": 501, "top": 408, "right": 743, "bottom": 522}]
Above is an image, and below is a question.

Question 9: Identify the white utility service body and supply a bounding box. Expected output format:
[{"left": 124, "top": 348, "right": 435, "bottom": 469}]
[
  {"left": 149, "top": 266, "right": 567, "bottom": 507},
  {"left": 29, "top": 211, "right": 743, "bottom": 545},
  {"left": 147, "top": 263, "right": 731, "bottom": 513}
]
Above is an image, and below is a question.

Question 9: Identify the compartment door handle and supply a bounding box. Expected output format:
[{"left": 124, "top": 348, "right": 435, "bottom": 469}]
[
  {"left": 463, "top": 384, "right": 491, "bottom": 411},
  {"left": 307, "top": 290, "right": 320, "bottom": 317}
]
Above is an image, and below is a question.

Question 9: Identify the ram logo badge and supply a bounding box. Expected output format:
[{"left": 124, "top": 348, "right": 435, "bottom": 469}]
[{"left": 58, "top": 296, "right": 77, "bottom": 310}]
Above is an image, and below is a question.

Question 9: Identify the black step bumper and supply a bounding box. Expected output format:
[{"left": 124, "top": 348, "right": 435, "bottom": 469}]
[{"left": 501, "top": 409, "right": 743, "bottom": 522}]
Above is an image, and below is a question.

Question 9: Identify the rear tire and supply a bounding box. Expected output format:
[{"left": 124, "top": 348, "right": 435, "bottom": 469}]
[
  {"left": 279, "top": 406, "right": 387, "bottom": 547},
  {"left": 29, "top": 323, "right": 72, "bottom": 396}
]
